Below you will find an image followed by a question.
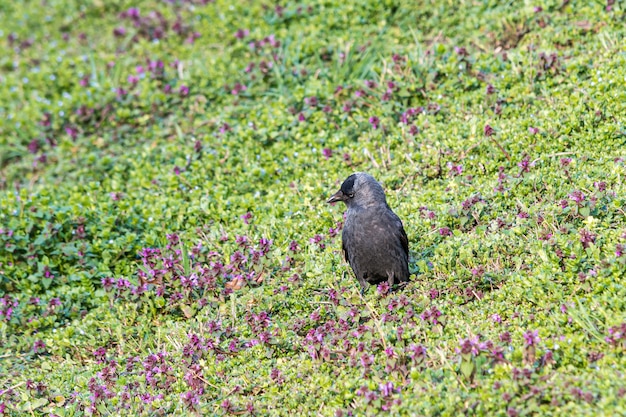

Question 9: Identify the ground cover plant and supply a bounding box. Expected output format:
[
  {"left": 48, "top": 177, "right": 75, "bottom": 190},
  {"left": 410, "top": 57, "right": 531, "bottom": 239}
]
[{"left": 1, "top": 0, "right": 625, "bottom": 415}]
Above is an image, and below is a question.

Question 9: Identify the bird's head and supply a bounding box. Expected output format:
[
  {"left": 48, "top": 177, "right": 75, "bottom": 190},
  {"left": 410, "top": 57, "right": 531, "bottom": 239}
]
[{"left": 327, "top": 172, "right": 388, "bottom": 208}]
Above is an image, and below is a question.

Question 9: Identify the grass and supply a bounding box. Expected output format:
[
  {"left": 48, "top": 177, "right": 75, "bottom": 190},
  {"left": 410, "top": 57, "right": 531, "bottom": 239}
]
[{"left": 1, "top": 0, "right": 626, "bottom": 415}]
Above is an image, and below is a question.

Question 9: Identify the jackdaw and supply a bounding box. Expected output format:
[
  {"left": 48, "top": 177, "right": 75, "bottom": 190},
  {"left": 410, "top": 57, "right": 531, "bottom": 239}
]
[{"left": 327, "top": 172, "right": 410, "bottom": 291}]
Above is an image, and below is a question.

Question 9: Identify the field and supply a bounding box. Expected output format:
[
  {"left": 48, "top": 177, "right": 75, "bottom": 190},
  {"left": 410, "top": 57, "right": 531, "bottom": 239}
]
[{"left": 1, "top": 0, "right": 625, "bottom": 415}]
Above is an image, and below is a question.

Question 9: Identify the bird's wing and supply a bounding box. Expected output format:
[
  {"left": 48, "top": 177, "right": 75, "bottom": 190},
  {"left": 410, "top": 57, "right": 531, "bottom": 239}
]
[
  {"left": 341, "top": 237, "right": 350, "bottom": 263},
  {"left": 398, "top": 221, "right": 409, "bottom": 257},
  {"left": 342, "top": 215, "right": 361, "bottom": 273},
  {"left": 383, "top": 210, "right": 410, "bottom": 283},
  {"left": 384, "top": 209, "right": 409, "bottom": 257}
]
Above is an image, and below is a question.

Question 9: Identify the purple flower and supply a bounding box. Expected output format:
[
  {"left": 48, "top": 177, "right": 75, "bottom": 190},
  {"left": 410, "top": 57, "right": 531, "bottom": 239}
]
[
  {"left": 288, "top": 240, "right": 300, "bottom": 252},
  {"left": 179, "top": 85, "right": 189, "bottom": 97},
  {"left": 484, "top": 124, "right": 494, "bottom": 137},
  {"left": 0, "top": 296, "right": 18, "bottom": 322},
  {"left": 360, "top": 353, "right": 374, "bottom": 369},
  {"left": 447, "top": 163, "right": 463, "bottom": 176},
  {"left": 148, "top": 60, "right": 164, "bottom": 73},
  {"left": 380, "top": 382, "right": 395, "bottom": 397},
  {"left": 458, "top": 336, "right": 481, "bottom": 356},
  {"left": 486, "top": 84, "right": 496, "bottom": 95},
  {"left": 439, "top": 227, "right": 452, "bottom": 237},
  {"left": 407, "top": 344, "right": 427, "bottom": 362},
  {"left": 579, "top": 229, "right": 596, "bottom": 248},
  {"left": 65, "top": 126, "right": 78, "bottom": 139},
  {"left": 181, "top": 391, "right": 199, "bottom": 409},
  {"left": 27, "top": 139, "right": 40, "bottom": 154},
  {"left": 270, "top": 368, "right": 284, "bottom": 384},
  {"left": 523, "top": 330, "right": 540, "bottom": 346},
  {"left": 309, "top": 309, "right": 321, "bottom": 321},
  {"left": 231, "top": 82, "right": 247, "bottom": 95},
  {"left": 369, "top": 116, "right": 380, "bottom": 129},
  {"left": 113, "top": 27, "right": 127, "bottom": 37},
  {"left": 568, "top": 190, "right": 586, "bottom": 205},
  {"left": 235, "top": 28, "right": 249, "bottom": 39},
  {"left": 594, "top": 181, "right": 606, "bottom": 191},
  {"left": 101, "top": 277, "right": 115, "bottom": 291},
  {"left": 40, "top": 112, "right": 53, "bottom": 128},
  {"left": 454, "top": 46, "right": 469, "bottom": 57},
  {"left": 528, "top": 126, "right": 539, "bottom": 135},
  {"left": 310, "top": 234, "right": 323, "bottom": 244},
  {"left": 420, "top": 306, "right": 442, "bottom": 325},
  {"left": 240, "top": 211, "right": 253, "bottom": 224},
  {"left": 258, "top": 237, "right": 272, "bottom": 253},
  {"left": 605, "top": 323, "right": 626, "bottom": 347},
  {"left": 518, "top": 156, "right": 532, "bottom": 174},
  {"left": 384, "top": 347, "right": 396, "bottom": 359},
  {"left": 93, "top": 346, "right": 107, "bottom": 361},
  {"left": 127, "top": 7, "right": 140, "bottom": 20},
  {"left": 33, "top": 340, "right": 46, "bottom": 353}
]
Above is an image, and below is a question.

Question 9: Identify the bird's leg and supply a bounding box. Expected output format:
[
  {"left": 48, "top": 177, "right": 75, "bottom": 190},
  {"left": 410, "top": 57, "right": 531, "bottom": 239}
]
[{"left": 358, "top": 277, "right": 368, "bottom": 295}]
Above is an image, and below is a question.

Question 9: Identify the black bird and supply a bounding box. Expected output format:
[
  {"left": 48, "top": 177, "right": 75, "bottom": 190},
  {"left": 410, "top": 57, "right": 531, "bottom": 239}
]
[{"left": 327, "top": 172, "right": 410, "bottom": 291}]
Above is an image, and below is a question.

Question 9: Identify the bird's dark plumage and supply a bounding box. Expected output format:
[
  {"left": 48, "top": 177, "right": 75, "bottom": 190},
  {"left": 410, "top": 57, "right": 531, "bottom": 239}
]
[{"left": 327, "top": 172, "right": 409, "bottom": 291}]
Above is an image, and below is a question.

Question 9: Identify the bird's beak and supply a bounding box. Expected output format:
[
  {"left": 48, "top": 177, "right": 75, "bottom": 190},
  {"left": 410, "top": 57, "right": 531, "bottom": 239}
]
[{"left": 327, "top": 190, "right": 345, "bottom": 204}]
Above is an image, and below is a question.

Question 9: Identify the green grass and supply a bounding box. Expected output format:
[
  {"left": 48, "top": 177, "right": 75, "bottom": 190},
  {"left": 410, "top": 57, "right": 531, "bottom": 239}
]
[{"left": 1, "top": 0, "right": 626, "bottom": 415}]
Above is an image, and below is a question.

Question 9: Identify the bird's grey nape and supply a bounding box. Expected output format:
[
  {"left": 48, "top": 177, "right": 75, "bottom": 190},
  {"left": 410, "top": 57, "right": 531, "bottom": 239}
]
[{"left": 351, "top": 172, "right": 388, "bottom": 207}]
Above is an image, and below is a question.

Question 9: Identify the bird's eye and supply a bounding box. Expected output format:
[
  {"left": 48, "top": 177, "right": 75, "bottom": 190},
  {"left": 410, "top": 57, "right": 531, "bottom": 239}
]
[{"left": 347, "top": 193, "right": 355, "bottom": 198}]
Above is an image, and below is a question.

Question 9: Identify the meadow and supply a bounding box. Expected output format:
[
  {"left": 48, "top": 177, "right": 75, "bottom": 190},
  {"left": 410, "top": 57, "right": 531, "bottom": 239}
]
[{"left": 1, "top": 0, "right": 625, "bottom": 415}]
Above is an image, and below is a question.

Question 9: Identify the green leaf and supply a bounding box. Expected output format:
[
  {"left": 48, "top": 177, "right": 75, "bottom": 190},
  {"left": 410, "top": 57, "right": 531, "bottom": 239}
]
[
  {"left": 22, "top": 398, "right": 49, "bottom": 411},
  {"left": 460, "top": 358, "right": 475, "bottom": 381},
  {"left": 42, "top": 277, "right": 53, "bottom": 289},
  {"left": 180, "top": 241, "right": 190, "bottom": 276}
]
